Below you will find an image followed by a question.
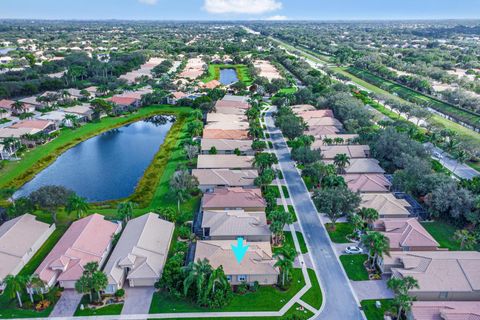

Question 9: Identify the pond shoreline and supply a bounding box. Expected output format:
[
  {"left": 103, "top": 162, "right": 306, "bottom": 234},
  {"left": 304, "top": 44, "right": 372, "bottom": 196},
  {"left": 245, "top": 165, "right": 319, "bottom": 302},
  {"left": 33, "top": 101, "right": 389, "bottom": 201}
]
[{"left": 0, "top": 106, "right": 191, "bottom": 198}]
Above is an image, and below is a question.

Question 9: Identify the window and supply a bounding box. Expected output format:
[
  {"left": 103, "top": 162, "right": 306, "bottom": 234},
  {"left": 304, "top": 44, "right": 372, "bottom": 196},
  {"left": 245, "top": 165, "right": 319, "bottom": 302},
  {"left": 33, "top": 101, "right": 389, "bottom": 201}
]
[
  {"left": 226, "top": 275, "right": 232, "bottom": 281},
  {"left": 237, "top": 275, "right": 247, "bottom": 282},
  {"left": 439, "top": 292, "right": 448, "bottom": 299}
]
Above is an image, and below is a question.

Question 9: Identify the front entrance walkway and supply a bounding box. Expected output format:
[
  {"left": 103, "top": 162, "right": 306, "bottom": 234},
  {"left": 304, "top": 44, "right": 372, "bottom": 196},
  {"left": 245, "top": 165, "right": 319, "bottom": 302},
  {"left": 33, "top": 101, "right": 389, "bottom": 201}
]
[
  {"left": 49, "top": 289, "right": 82, "bottom": 317},
  {"left": 121, "top": 286, "right": 155, "bottom": 315},
  {"left": 351, "top": 279, "right": 394, "bottom": 301}
]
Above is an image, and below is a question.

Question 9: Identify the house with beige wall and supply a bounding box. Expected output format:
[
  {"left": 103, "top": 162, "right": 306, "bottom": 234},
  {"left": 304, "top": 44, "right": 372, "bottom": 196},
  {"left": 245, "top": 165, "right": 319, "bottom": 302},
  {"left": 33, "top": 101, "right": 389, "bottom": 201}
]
[
  {"left": 194, "top": 240, "right": 279, "bottom": 286},
  {"left": 360, "top": 193, "right": 411, "bottom": 218},
  {"left": 197, "top": 155, "right": 254, "bottom": 169},
  {"left": 200, "top": 139, "right": 254, "bottom": 155},
  {"left": 0, "top": 214, "right": 55, "bottom": 289},
  {"left": 202, "top": 188, "right": 266, "bottom": 212},
  {"left": 192, "top": 169, "right": 258, "bottom": 192},
  {"left": 380, "top": 251, "right": 480, "bottom": 301},
  {"left": 103, "top": 213, "right": 174, "bottom": 293}
]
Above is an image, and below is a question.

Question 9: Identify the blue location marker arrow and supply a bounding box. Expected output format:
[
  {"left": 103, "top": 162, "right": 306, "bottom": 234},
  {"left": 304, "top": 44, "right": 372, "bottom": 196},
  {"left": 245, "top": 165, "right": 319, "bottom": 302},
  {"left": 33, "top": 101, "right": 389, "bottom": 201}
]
[{"left": 231, "top": 237, "right": 249, "bottom": 264}]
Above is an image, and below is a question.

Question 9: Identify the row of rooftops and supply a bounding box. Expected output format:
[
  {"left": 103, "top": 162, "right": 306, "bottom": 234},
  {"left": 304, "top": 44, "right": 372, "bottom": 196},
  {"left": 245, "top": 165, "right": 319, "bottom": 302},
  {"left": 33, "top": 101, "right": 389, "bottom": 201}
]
[
  {"left": 193, "top": 95, "right": 279, "bottom": 281},
  {"left": 295, "top": 103, "right": 480, "bottom": 308}
]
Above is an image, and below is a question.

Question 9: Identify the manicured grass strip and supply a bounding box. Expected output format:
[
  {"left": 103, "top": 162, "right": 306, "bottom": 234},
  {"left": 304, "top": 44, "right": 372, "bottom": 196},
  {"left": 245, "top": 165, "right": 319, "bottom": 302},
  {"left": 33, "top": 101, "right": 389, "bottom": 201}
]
[
  {"left": 281, "top": 185, "right": 290, "bottom": 198},
  {"left": 74, "top": 296, "right": 123, "bottom": 316},
  {"left": 266, "top": 185, "right": 281, "bottom": 198},
  {"left": 283, "top": 231, "right": 308, "bottom": 254},
  {"left": 0, "top": 105, "right": 192, "bottom": 191},
  {"left": 278, "top": 87, "right": 297, "bottom": 94},
  {"left": 149, "top": 268, "right": 306, "bottom": 313},
  {"left": 161, "top": 303, "right": 313, "bottom": 320},
  {"left": 421, "top": 221, "right": 464, "bottom": 250},
  {"left": 287, "top": 205, "right": 297, "bottom": 222},
  {"left": 361, "top": 299, "right": 394, "bottom": 320},
  {"left": 325, "top": 223, "right": 354, "bottom": 243},
  {"left": 339, "top": 254, "right": 369, "bottom": 281},
  {"left": 300, "top": 268, "right": 323, "bottom": 310}
]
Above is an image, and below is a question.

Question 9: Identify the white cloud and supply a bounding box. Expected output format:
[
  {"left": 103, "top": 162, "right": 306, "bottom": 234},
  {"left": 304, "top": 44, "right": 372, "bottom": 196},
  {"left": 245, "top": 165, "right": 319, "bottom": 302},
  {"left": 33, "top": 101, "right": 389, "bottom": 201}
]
[
  {"left": 138, "top": 0, "right": 158, "bottom": 5},
  {"left": 265, "top": 15, "right": 287, "bottom": 20},
  {"left": 204, "top": 0, "right": 282, "bottom": 14}
]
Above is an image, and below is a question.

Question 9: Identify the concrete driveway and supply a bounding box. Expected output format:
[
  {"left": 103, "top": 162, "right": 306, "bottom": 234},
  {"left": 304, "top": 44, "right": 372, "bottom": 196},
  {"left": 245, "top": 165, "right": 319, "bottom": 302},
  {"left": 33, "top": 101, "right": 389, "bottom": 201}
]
[
  {"left": 265, "top": 108, "right": 364, "bottom": 320},
  {"left": 351, "top": 279, "right": 394, "bottom": 301},
  {"left": 49, "top": 289, "right": 83, "bottom": 317},
  {"left": 121, "top": 286, "right": 155, "bottom": 315}
]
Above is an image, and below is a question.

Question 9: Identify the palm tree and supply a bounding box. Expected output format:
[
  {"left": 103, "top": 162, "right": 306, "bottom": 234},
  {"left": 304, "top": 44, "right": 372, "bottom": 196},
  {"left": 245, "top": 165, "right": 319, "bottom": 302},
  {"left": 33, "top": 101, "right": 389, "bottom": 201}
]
[
  {"left": 66, "top": 194, "right": 90, "bottom": 219},
  {"left": 170, "top": 170, "right": 199, "bottom": 212},
  {"left": 64, "top": 114, "right": 79, "bottom": 128},
  {"left": 333, "top": 153, "right": 350, "bottom": 174},
  {"left": 1, "top": 137, "right": 20, "bottom": 158},
  {"left": 117, "top": 201, "right": 136, "bottom": 224},
  {"left": 273, "top": 245, "right": 296, "bottom": 287},
  {"left": 361, "top": 232, "right": 390, "bottom": 269},
  {"left": 26, "top": 275, "right": 46, "bottom": 303},
  {"left": 11, "top": 101, "right": 26, "bottom": 115},
  {"left": 322, "top": 137, "right": 333, "bottom": 145},
  {"left": 182, "top": 259, "right": 212, "bottom": 303},
  {"left": 349, "top": 213, "right": 365, "bottom": 235},
  {"left": 452, "top": 149, "right": 470, "bottom": 174},
  {"left": 4, "top": 275, "right": 27, "bottom": 307},
  {"left": 358, "top": 207, "right": 379, "bottom": 228},
  {"left": 387, "top": 276, "right": 419, "bottom": 318},
  {"left": 206, "top": 266, "right": 228, "bottom": 297}
]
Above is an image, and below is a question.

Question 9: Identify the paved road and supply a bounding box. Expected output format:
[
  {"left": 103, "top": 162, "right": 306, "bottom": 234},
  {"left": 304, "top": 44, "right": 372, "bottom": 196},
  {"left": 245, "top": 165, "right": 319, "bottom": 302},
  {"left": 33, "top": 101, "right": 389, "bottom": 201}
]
[
  {"left": 265, "top": 107, "right": 364, "bottom": 320},
  {"left": 426, "top": 143, "right": 480, "bottom": 180}
]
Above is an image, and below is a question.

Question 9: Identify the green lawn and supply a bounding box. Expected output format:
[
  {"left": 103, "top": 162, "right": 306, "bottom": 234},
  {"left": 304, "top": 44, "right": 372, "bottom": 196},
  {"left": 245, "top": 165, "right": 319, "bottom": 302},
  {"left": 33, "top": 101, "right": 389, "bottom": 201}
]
[
  {"left": 149, "top": 268, "right": 306, "bottom": 313},
  {"left": 74, "top": 296, "right": 123, "bottom": 317},
  {"left": 278, "top": 87, "right": 297, "bottom": 95},
  {"left": 160, "top": 303, "right": 313, "bottom": 320},
  {"left": 300, "top": 269, "right": 323, "bottom": 310},
  {"left": 283, "top": 231, "right": 308, "bottom": 254},
  {"left": 0, "top": 287, "right": 60, "bottom": 319},
  {"left": 421, "top": 220, "right": 466, "bottom": 250},
  {"left": 325, "top": 223, "right": 354, "bottom": 243},
  {"left": 266, "top": 185, "right": 281, "bottom": 198},
  {"left": 281, "top": 185, "right": 290, "bottom": 198},
  {"left": 201, "top": 64, "right": 253, "bottom": 86},
  {"left": 339, "top": 254, "right": 369, "bottom": 281},
  {"left": 361, "top": 299, "right": 394, "bottom": 320}
]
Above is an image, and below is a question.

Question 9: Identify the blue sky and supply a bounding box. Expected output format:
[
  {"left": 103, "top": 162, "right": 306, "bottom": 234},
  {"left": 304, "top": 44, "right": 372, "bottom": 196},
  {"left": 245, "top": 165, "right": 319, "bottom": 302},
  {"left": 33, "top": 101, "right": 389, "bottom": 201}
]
[{"left": 0, "top": 0, "right": 479, "bottom": 20}]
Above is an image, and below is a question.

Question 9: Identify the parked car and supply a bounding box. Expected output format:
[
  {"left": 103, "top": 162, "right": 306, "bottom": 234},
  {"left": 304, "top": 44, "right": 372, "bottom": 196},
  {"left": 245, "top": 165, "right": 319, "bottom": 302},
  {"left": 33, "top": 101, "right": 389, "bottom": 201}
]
[
  {"left": 432, "top": 151, "right": 443, "bottom": 159},
  {"left": 344, "top": 246, "right": 363, "bottom": 254}
]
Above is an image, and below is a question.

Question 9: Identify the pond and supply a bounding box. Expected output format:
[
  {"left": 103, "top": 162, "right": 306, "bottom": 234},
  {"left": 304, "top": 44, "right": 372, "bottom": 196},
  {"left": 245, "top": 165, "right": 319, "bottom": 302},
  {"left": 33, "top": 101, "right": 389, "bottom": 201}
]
[
  {"left": 219, "top": 68, "right": 239, "bottom": 85},
  {"left": 14, "top": 116, "right": 174, "bottom": 202}
]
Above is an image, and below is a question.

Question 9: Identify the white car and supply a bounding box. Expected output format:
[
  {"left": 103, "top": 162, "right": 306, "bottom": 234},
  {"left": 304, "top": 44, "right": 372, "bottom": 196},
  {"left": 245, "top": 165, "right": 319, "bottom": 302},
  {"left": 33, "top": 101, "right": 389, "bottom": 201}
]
[
  {"left": 344, "top": 246, "right": 363, "bottom": 254},
  {"left": 433, "top": 151, "right": 443, "bottom": 159}
]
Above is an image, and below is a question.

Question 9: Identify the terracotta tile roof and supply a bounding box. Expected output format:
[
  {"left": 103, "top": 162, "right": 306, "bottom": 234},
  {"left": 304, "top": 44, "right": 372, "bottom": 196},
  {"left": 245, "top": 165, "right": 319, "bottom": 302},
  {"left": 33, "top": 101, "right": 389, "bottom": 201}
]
[
  {"left": 35, "top": 214, "right": 119, "bottom": 286},
  {"left": 202, "top": 129, "right": 249, "bottom": 140},
  {"left": 197, "top": 155, "right": 254, "bottom": 169},
  {"left": 10, "top": 119, "right": 54, "bottom": 130},
  {"left": 214, "top": 100, "right": 250, "bottom": 110},
  {"left": 202, "top": 188, "right": 266, "bottom": 210},
  {"left": 106, "top": 96, "right": 139, "bottom": 106},
  {"left": 0, "top": 99, "right": 15, "bottom": 109},
  {"left": 342, "top": 173, "right": 391, "bottom": 193},
  {"left": 361, "top": 193, "right": 411, "bottom": 218},
  {"left": 192, "top": 169, "right": 258, "bottom": 187},
  {"left": 201, "top": 139, "right": 253, "bottom": 152},
  {"left": 376, "top": 218, "right": 439, "bottom": 250},
  {"left": 320, "top": 145, "right": 370, "bottom": 159},
  {"left": 324, "top": 158, "right": 385, "bottom": 174},
  {"left": 202, "top": 210, "right": 270, "bottom": 238},
  {"left": 411, "top": 301, "right": 480, "bottom": 320}
]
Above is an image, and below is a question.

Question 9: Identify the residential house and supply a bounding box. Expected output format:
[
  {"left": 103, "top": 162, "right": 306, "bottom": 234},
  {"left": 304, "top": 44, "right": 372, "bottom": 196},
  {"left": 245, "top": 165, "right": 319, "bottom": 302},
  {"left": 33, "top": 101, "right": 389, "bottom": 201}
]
[
  {"left": 305, "top": 117, "right": 343, "bottom": 128},
  {"left": 305, "top": 125, "right": 341, "bottom": 136},
  {"left": 296, "top": 109, "right": 335, "bottom": 119},
  {"left": 361, "top": 193, "right": 411, "bottom": 218},
  {"left": 214, "top": 107, "right": 247, "bottom": 116},
  {"left": 342, "top": 174, "right": 391, "bottom": 193},
  {"left": 15, "top": 97, "right": 38, "bottom": 113},
  {"left": 409, "top": 301, "right": 480, "bottom": 319},
  {"left": 201, "top": 210, "right": 270, "bottom": 241},
  {"left": 319, "top": 145, "right": 370, "bottom": 160},
  {"left": 103, "top": 213, "right": 174, "bottom": 293},
  {"left": 204, "top": 120, "right": 249, "bottom": 131},
  {"left": 11, "top": 119, "right": 57, "bottom": 133},
  {"left": 202, "top": 188, "right": 266, "bottom": 212},
  {"left": 166, "top": 92, "right": 187, "bottom": 105},
  {"left": 106, "top": 96, "right": 141, "bottom": 114},
  {"left": 65, "top": 88, "right": 84, "bottom": 100},
  {"left": 37, "top": 111, "right": 67, "bottom": 127},
  {"left": 35, "top": 214, "right": 121, "bottom": 289},
  {"left": 84, "top": 86, "right": 100, "bottom": 97},
  {"left": 325, "top": 158, "right": 385, "bottom": 174},
  {"left": 64, "top": 104, "right": 94, "bottom": 122},
  {"left": 194, "top": 240, "right": 279, "bottom": 285},
  {"left": 197, "top": 155, "right": 254, "bottom": 169},
  {"left": 200, "top": 139, "right": 253, "bottom": 155},
  {"left": 0, "top": 99, "right": 14, "bottom": 118},
  {"left": 290, "top": 104, "right": 317, "bottom": 113},
  {"left": 374, "top": 218, "right": 440, "bottom": 251},
  {"left": 380, "top": 251, "right": 480, "bottom": 301},
  {"left": 202, "top": 129, "right": 249, "bottom": 140},
  {"left": 192, "top": 169, "right": 258, "bottom": 192},
  {"left": 0, "top": 214, "right": 55, "bottom": 289},
  {"left": 206, "top": 113, "right": 248, "bottom": 124}
]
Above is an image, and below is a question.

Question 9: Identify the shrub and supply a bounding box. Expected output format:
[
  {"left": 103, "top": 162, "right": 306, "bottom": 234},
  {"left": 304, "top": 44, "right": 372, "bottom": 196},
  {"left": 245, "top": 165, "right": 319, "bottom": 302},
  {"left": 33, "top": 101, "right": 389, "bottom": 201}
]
[
  {"left": 114, "top": 289, "right": 125, "bottom": 299},
  {"left": 236, "top": 282, "right": 248, "bottom": 295}
]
